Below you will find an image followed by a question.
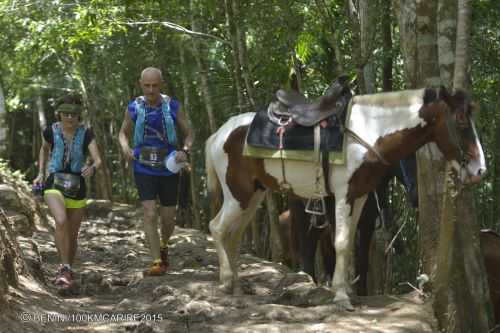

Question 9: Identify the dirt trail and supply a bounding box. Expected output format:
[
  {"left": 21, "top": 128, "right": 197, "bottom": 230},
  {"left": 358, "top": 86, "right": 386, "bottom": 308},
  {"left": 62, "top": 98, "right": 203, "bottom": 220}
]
[{"left": 2, "top": 201, "right": 438, "bottom": 333}]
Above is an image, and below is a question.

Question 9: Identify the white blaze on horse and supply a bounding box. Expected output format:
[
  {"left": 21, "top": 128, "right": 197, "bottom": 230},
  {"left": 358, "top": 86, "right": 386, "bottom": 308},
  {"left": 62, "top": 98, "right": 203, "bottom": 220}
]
[{"left": 205, "top": 87, "right": 486, "bottom": 310}]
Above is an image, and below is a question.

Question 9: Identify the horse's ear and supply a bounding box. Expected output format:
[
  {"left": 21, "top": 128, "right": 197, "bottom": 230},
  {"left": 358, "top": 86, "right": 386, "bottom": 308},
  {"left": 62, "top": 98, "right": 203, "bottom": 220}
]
[
  {"left": 420, "top": 87, "right": 442, "bottom": 121},
  {"left": 423, "top": 88, "right": 438, "bottom": 104}
]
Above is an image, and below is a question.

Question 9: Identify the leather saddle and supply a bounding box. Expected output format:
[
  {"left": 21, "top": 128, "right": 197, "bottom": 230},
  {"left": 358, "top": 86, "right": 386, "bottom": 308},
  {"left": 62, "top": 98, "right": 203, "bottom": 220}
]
[{"left": 268, "top": 75, "right": 351, "bottom": 127}]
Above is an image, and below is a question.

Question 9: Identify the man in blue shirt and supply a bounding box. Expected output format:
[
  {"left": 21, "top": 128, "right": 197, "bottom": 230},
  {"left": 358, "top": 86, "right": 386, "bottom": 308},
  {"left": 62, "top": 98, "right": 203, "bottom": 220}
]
[{"left": 119, "top": 67, "right": 193, "bottom": 275}]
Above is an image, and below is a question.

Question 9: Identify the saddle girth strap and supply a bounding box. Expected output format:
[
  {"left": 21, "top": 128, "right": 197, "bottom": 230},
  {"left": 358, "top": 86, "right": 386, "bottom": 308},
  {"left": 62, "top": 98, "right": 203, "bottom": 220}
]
[
  {"left": 277, "top": 126, "right": 292, "bottom": 191},
  {"left": 322, "top": 151, "right": 334, "bottom": 196},
  {"left": 319, "top": 122, "right": 333, "bottom": 196}
]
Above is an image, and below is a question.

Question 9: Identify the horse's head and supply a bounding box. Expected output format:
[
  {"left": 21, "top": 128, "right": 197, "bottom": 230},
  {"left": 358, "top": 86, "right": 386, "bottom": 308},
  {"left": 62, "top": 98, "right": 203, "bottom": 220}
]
[{"left": 420, "top": 87, "right": 486, "bottom": 184}]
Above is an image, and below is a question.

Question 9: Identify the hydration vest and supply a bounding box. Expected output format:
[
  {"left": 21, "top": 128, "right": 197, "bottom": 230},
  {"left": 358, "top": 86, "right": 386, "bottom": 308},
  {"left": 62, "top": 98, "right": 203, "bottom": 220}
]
[
  {"left": 133, "top": 94, "right": 177, "bottom": 146},
  {"left": 48, "top": 123, "right": 86, "bottom": 173}
]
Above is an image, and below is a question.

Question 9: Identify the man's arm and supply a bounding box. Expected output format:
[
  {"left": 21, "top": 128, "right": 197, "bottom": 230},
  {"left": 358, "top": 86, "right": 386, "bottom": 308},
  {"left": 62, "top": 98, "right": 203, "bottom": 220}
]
[{"left": 118, "top": 108, "right": 135, "bottom": 162}]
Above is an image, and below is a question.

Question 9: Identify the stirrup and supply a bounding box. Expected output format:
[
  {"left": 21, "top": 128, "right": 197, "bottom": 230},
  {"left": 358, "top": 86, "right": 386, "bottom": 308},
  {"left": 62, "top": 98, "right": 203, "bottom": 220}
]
[
  {"left": 305, "top": 195, "right": 326, "bottom": 216},
  {"left": 309, "top": 214, "right": 329, "bottom": 229}
]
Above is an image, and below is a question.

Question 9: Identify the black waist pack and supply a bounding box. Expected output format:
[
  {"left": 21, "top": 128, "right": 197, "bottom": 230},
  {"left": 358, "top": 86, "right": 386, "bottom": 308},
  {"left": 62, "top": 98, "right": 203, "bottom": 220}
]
[
  {"left": 53, "top": 173, "right": 81, "bottom": 199},
  {"left": 138, "top": 147, "right": 168, "bottom": 169}
]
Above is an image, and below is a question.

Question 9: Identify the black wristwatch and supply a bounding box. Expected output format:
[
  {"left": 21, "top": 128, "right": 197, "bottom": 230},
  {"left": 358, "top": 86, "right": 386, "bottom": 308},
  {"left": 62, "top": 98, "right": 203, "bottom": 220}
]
[{"left": 181, "top": 148, "right": 191, "bottom": 158}]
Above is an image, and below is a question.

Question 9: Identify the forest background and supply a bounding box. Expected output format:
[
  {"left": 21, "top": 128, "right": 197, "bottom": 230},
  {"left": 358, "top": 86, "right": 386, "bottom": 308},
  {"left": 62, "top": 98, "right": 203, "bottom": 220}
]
[{"left": 0, "top": 0, "right": 499, "bottom": 329}]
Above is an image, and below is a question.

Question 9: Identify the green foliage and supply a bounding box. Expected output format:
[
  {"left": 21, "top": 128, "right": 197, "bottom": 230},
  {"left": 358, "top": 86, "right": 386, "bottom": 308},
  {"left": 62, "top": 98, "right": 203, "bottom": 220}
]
[{"left": 471, "top": 0, "right": 500, "bottom": 229}]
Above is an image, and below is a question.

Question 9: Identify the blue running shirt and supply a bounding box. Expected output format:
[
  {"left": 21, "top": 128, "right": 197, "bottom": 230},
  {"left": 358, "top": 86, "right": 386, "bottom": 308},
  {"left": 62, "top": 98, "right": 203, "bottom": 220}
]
[{"left": 129, "top": 98, "right": 179, "bottom": 176}]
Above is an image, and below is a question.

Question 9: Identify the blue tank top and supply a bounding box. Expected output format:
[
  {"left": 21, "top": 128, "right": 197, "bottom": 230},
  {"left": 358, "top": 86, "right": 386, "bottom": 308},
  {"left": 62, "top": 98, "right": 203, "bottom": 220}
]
[
  {"left": 48, "top": 123, "right": 86, "bottom": 174},
  {"left": 129, "top": 97, "right": 179, "bottom": 176}
]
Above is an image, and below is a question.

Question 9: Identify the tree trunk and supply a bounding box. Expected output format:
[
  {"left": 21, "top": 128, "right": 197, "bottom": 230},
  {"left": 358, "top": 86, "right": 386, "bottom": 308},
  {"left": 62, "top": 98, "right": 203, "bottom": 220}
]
[
  {"left": 179, "top": 45, "right": 201, "bottom": 230},
  {"left": 0, "top": 82, "right": 6, "bottom": 158},
  {"left": 76, "top": 75, "right": 113, "bottom": 200},
  {"left": 314, "top": 0, "right": 344, "bottom": 74},
  {"left": 452, "top": 0, "right": 471, "bottom": 90},
  {"left": 231, "top": 0, "right": 255, "bottom": 109},
  {"left": 190, "top": 0, "right": 217, "bottom": 134},
  {"left": 224, "top": 0, "right": 245, "bottom": 113},
  {"left": 437, "top": 0, "right": 457, "bottom": 86},
  {"left": 348, "top": 0, "right": 381, "bottom": 293},
  {"left": 35, "top": 95, "right": 47, "bottom": 131},
  {"left": 434, "top": 165, "right": 458, "bottom": 330},
  {"left": 453, "top": 186, "right": 493, "bottom": 331},
  {"left": 494, "top": 128, "right": 500, "bottom": 226},
  {"left": 290, "top": 53, "right": 303, "bottom": 92},
  {"left": 33, "top": 95, "right": 46, "bottom": 165},
  {"left": 359, "top": 0, "right": 376, "bottom": 93},
  {"left": 415, "top": 1, "right": 442, "bottom": 86},
  {"left": 0, "top": 219, "right": 18, "bottom": 305},
  {"left": 7, "top": 115, "right": 15, "bottom": 161},
  {"left": 436, "top": 165, "right": 493, "bottom": 331},
  {"left": 398, "top": 0, "right": 443, "bottom": 284},
  {"left": 266, "top": 193, "right": 283, "bottom": 262},
  {"left": 382, "top": 0, "right": 394, "bottom": 92},
  {"left": 447, "top": 0, "right": 493, "bottom": 330},
  {"left": 397, "top": 0, "right": 418, "bottom": 88},
  {"left": 416, "top": 148, "right": 445, "bottom": 283},
  {"left": 347, "top": 0, "right": 376, "bottom": 94}
]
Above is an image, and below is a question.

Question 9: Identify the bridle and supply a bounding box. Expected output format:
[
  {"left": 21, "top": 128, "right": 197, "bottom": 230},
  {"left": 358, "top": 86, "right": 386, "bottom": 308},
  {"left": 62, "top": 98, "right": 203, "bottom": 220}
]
[{"left": 444, "top": 104, "right": 474, "bottom": 169}]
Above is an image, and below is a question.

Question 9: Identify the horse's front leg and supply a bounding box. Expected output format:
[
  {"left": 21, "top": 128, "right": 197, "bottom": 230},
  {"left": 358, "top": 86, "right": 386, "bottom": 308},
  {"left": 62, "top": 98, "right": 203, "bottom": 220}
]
[{"left": 331, "top": 195, "right": 368, "bottom": 310}]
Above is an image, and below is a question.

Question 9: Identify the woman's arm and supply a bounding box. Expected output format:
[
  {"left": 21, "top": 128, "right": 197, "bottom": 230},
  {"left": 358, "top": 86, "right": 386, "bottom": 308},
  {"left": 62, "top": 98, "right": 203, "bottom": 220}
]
[
  {"left": 33, "top": 140, "right": 51, "bottom": 185},
  {"left": 82, "top": 139, "right": 102, "bottom": 178}
]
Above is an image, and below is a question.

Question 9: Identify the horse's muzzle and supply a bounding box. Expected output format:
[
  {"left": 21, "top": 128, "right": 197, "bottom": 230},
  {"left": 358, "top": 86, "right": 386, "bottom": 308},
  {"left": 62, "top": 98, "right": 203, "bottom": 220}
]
[{"left": 466, "top": 166, "right": 486, "bottom": 184}]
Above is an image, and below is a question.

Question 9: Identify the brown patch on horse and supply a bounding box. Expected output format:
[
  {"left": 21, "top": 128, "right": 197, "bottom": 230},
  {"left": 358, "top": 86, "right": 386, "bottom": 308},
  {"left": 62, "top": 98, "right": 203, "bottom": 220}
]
[
  {"left": 223, "top": 126, "right": 280, "bottom": 209},
  {"left": 347, "top": 123, "right": 434, "bottom": 205}
]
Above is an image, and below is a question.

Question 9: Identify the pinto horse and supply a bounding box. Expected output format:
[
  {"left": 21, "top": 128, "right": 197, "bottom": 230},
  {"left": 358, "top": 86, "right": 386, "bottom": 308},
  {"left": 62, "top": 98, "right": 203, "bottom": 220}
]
[
  {"left": 206, "top": 87, "right": 486, "bottom": 309},
  {"left": 281, "top": 155, "right": 417, "bottom": 294}
]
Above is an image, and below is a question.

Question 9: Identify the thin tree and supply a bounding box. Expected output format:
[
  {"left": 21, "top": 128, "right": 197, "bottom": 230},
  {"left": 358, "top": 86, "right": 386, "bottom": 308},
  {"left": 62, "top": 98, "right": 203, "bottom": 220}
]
[
  {"left": 179, "top": 44, "right": 201, "bottom": 230},
  {"left": 0, "top": 81, "right": 6, "bottom": 158}
]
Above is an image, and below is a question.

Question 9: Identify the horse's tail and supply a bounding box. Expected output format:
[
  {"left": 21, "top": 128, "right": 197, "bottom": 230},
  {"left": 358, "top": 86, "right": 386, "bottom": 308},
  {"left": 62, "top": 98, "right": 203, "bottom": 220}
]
[{"left": 205, "top": 133, "right": 222, "bottom": 218}]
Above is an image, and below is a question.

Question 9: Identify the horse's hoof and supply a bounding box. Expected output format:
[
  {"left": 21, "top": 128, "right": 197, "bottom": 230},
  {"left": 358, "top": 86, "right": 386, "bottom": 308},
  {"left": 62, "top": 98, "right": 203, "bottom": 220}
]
[
  {"left": 334, "top": 298, "right": 355, "bottom": 311},
  {"left": 218, "top": 283, "right": 233, "bottom": 294}
]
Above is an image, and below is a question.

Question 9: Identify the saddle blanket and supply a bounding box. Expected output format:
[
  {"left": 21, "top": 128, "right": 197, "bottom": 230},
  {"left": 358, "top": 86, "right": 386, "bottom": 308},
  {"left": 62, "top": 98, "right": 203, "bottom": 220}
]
[{"left": 244, "top": 107, "right": 346, "bottom": 164}]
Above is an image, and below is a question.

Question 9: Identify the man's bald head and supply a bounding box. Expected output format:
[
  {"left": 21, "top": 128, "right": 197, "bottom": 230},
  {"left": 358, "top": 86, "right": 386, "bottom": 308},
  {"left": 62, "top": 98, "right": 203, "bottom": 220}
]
[
  {"left": 140, "top": 67, "right": 163, "bottom": 81},
  {"left": 139, "top": 67, "right": 163, "bottom": 105}
]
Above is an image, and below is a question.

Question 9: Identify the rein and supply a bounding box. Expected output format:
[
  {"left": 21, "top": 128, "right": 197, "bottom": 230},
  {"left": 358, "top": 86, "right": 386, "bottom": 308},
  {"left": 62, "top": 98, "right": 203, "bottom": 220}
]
[{"left": 343, "top": 126, "right": 390, "bottom": 165}]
